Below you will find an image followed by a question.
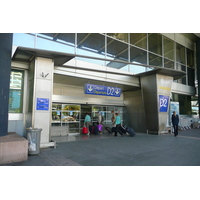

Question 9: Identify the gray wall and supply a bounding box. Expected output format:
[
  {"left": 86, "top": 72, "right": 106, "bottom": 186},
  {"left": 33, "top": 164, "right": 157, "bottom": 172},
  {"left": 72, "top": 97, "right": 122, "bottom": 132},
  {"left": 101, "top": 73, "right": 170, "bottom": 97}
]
[
  {"left": 124, "top": 90, "right": 147, "bottom": 133},
  {"left": 0, "top": 34, "right": 13, "bottom": 136}
]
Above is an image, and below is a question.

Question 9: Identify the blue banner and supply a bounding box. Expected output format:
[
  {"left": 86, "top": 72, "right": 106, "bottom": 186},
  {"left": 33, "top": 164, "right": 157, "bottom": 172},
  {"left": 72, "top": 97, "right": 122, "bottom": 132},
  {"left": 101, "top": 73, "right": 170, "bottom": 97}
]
[
  {"left": 159, "top": 95, "right": 169, "bottom": 112},
  {"left": 85, "top": 84, "right": 121, "bottom": 97}
]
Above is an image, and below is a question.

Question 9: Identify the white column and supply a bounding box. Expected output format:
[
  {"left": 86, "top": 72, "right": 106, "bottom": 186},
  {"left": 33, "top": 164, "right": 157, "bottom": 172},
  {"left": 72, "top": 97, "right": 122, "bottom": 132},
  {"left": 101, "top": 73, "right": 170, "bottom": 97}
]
[{"left": 32, "top": 57, "right": 55, "bottom": 148}]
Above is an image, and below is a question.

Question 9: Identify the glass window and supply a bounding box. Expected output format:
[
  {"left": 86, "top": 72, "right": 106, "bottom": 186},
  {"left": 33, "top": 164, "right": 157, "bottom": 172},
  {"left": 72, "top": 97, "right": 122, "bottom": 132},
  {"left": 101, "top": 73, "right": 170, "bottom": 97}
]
[
  {"left": 187, "top": 48, "right": 194, "bottom": 68},
  {"left": 107, "top": 33, "right": 128, "bottom": 43},
  {"left": 149, "top": 53, "right": 162, "bottom": 67},
  {"left": 163, "top": 36, "right": 174, "bottom": 60},
  {"left": 77, "top": 33, "right": 105, "bottom": 55},
  {"left": 187, "top": 67, "right": 195, "bottom": 87},
  {"left": 130, "top": 46, "right": 147, "bottom": 64},
  {"left": 129, "top": 46, "right": 147, "bottom": 73},
  {"left": 106, "top": 36, "right": 128, "bottom": 69},
  {"left": 107, "top": 36, "right": 128, "bottom": 60},
  {"left": 176, "top": 63, "right": 186, "bottom": 84},
  {"left": 36, "top": 36, "right": 75, "bottom": 54},
  {"left": 148, "top": 33, "right": 162, "bottom": 55},
  {"left": 13, "top": 33, "right": 35, "bottom": 48},
  {"left": 130, "top": 33, "right": 147, "bottom": 50},
  {"left": 9, "top": 70, "right": 24, "bottom": 113},
  {"left": 164, "top": 58, "right": 175, "bottom": 69},
  {"left": 39, "top": 33, "right": 75, "bottom": 46},
  {"left": 176, "top": 43, "right": 186, "bottom": 64}
]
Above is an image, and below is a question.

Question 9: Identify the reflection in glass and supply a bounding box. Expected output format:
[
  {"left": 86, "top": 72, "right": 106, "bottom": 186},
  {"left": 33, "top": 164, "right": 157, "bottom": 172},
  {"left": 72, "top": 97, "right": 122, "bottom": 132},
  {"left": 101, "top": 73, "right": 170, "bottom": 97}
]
[
  {"left": 130, "top": 33, "right": 147, "bottom": 49},
  {"left": 164, "top": 36, "right": 174, "bottom": 60},
  {"left": 77, "top": 33, "right": 105, "bottom": 55},
  {"left": 164, "top": 59, "right": 175, "bottom": 69},
  {"left": 129, "top": 63, "right": 147, "bottom": 74},
  {"left": 13, "top": 33, "right": 35, "bottom": 48},
  {"left": 187, "top": 67, "right": 195, "bottom": 86},
  {"left": 106, "top": 36, "right": 128, "bottom": 69},
  {"left": 130, "top": 46, "right": 147, "bottom": 64},
  {"left": 149, "top": 53, "right": 162, "bottom": 67},
  {"left": 9, "top": 70, "right": 24, "bottom": 113},
  {"left": 176, "top": 43, "right": 186, "bottom": 64},
  {"left": 176, "top": 63, "right": 186, "bottom": 84},
  {"left": 107, "top": 33, "right": 128, "bottom": 43},
  {"left": 187, "top": 48, "right": 194, "bottom": 68},
  {"left": 37, "top": 37, "right": 74, "bottom": 54},
  {"left": 148, "top": 33, "right": 162, "bottom": 55},
  {"left": 39, "top": 33, "right": 75, "bottom": 46}
]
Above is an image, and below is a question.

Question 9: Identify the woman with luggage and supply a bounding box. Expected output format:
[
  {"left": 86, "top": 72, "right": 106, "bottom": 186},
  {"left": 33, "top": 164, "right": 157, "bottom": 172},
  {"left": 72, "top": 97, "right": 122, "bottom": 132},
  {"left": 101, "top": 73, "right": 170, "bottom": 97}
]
[
  {"left": 111, "top": 110, "right": 116, "bottom": 126},
  {"left": 84, "top": 113, "right": 91, "bottom": 135},
  {"left": 97, "top": 111, "right": 103, "bottom": 134},
  {"left": 113, "top": 113, "right": 121, "bottom": 137}
]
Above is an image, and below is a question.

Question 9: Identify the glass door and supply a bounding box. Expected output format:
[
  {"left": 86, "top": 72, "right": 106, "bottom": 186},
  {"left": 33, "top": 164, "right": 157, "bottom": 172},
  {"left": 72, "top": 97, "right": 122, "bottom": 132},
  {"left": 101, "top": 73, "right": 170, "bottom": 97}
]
[{"left": 80, "top": 105, "right": 92, "bottom": 128}]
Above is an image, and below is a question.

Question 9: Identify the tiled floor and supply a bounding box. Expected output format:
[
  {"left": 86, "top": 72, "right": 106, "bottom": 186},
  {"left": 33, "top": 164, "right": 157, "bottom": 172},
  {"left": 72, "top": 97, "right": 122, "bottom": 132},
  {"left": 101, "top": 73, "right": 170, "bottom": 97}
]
[{"left": 51, "top": 132, "right": 115, "bottom": 143}]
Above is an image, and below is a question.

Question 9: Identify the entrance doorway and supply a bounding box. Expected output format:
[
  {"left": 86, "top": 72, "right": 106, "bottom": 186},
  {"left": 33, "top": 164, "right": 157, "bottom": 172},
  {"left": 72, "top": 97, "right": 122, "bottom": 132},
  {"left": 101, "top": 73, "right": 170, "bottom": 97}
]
[{"left": 51, "top": 103, "right": 124, "bottom": 141}]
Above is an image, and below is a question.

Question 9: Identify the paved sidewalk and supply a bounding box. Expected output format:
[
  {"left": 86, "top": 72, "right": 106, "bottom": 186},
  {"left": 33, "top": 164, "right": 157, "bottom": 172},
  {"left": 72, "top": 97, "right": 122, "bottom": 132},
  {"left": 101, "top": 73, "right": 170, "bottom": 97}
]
[{"left": 1, "top": 128, "right": 200, "bottom": 166}]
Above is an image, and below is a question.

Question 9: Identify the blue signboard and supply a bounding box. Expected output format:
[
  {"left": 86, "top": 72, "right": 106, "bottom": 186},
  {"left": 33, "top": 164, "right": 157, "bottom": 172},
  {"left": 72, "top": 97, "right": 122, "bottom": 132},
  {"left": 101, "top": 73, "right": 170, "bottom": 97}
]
[
  {"left": 159, "top": 95, "right": 169, "bottom": 112},
  {"left": 36, "top": 98, "right": 49, "bottom": 110},
  {"left": 84, "top": 84, "right": 121, "bottom": 97}
]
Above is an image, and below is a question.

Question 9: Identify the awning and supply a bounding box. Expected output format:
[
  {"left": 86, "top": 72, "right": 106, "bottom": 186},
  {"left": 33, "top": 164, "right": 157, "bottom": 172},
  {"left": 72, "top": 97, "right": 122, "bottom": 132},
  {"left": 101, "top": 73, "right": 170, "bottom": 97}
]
[{"left": 12, "top": 46, "right": 75, "bottom": 66}]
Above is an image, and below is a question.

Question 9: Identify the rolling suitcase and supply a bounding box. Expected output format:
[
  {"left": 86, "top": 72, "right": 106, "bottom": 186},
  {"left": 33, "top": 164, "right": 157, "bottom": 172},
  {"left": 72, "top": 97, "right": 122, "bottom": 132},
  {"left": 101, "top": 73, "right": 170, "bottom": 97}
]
[
  {"left": 105, "top": 126, "right": 112, "bottom": 133},
  {"left": 112, "top": 126, "right": 123, "bottom": 136},
  {"left": 93, "top": 126, "right": 99, "bottom": 135},
  {"left": 82, "top": 127, "right": 88, "bottom": 134},
  {"left": 118, "top": 125, "right": 126, "bottom": 135},
  {"left": 89, "top": 125, "right": 94, "bottom": 134},
  {"left": 126, "top": 127, "right": 135, "bottom": 137}
]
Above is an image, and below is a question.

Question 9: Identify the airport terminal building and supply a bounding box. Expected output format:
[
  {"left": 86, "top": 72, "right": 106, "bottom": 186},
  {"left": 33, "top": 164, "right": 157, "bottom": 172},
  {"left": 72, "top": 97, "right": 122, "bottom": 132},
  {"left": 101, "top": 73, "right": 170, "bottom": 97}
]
[{"left": 5, "top": 33, "right": 200, "bottom": 148}]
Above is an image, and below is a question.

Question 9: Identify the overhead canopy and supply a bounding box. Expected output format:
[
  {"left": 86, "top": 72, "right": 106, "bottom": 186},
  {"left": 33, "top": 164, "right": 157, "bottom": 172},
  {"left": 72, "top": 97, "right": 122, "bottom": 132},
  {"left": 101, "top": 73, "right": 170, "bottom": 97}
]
[
  {"left": 137, "top": 68, "right": 186, "bottom": 80},
  {"left": 12, "top": 46, "right": 75, "bottom": 66},
  {"left": 12, "top": 46, "right": 186, "bottom": 80}
]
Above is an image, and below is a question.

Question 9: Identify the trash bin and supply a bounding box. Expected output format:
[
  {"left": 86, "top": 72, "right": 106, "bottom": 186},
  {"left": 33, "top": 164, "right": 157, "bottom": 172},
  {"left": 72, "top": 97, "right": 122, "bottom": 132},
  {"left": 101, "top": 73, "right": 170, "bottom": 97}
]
[{"left": 26, "top": 128, "right": 42, "bottom": 155}]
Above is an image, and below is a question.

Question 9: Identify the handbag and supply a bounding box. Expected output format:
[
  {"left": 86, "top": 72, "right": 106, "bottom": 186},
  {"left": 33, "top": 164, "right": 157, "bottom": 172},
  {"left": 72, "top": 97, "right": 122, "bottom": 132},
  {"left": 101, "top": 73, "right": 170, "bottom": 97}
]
[{"left": 97, "top": 124, "right": 103, "bottom": 131}]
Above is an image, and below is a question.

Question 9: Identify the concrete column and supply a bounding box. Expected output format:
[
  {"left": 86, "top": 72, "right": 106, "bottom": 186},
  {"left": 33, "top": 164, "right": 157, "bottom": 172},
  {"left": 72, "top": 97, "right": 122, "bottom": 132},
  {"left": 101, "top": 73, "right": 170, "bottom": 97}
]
[
  {"left": 0, "top": 33, "right": 13, "bottom": 137},
  {"left": 141, "top": 73, "right": 173, "bottom": 134},
  {"left": 32, "top": 57, "right": 54, "bottom": 148}
]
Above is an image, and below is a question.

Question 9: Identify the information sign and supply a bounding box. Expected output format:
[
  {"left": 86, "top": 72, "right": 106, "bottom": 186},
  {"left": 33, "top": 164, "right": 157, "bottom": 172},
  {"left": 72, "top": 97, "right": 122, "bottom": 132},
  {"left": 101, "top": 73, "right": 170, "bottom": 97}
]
[
  {"left": 159, "top": 95, "right": 169, "bottom": 112},
  {"left": 36, "top": 98, "right": 49, "bottom": 111},
  {"left": 84, "top": 84, "right": 121, "bottom": 97}
]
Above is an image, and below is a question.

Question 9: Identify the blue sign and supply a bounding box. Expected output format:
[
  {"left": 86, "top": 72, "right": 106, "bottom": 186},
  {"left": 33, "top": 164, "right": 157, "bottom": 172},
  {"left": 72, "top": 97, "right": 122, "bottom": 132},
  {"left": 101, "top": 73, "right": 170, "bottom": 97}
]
[
  {"left": 159, "top": 95, "right": 169, "bottom": 112},
  {"left": 84, "top": 84, "right": 121, "bottom": 97},
  {"left": 36, "top": 98, "right": 49, "bottom": 110}
]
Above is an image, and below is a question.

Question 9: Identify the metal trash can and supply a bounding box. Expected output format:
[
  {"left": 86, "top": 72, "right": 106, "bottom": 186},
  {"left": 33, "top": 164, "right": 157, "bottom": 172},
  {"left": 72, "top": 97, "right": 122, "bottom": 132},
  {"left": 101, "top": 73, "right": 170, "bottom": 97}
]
[{"left": 26, "top": 128, "right": 42, "bottom": 155}]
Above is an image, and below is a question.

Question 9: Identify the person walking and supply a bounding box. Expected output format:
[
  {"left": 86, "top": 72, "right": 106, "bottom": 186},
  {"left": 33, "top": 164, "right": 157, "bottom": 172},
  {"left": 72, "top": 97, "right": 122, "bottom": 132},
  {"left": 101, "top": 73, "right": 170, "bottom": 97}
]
[
  {"left": 172, "top": 111, "right": 179, "bottom": 137},
  {"left": 114, "top": 113, "right": 121, "bottom": 137},
  {"left": 111, "top": 110, "right": 116, "bottom": 126},
  {"left": 84, "top": 112, "right": 91, "bottom": 135},
  {"left": 97, "top": 111, "right": 103, "bottom": 134}
]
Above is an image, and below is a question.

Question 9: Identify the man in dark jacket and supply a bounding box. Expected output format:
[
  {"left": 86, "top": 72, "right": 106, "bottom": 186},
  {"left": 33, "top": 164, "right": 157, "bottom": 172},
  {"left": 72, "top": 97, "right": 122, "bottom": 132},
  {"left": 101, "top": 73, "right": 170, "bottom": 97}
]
[{"left": 172, "top": 111, "right": 179, "bottom": 137}]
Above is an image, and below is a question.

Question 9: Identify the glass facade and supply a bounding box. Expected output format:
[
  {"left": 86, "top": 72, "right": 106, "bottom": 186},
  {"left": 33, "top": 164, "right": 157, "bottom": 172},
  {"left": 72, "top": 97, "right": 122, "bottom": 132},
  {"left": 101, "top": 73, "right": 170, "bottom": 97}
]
[
  {"left": 163, "top": 36, "right": 174, "bottom": 60},
  {"left": 148, "top": 33, "right": 162, "bottom": 55},
  {"left": 12, "top": 33, "right": 195, "bottom": 86}
]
